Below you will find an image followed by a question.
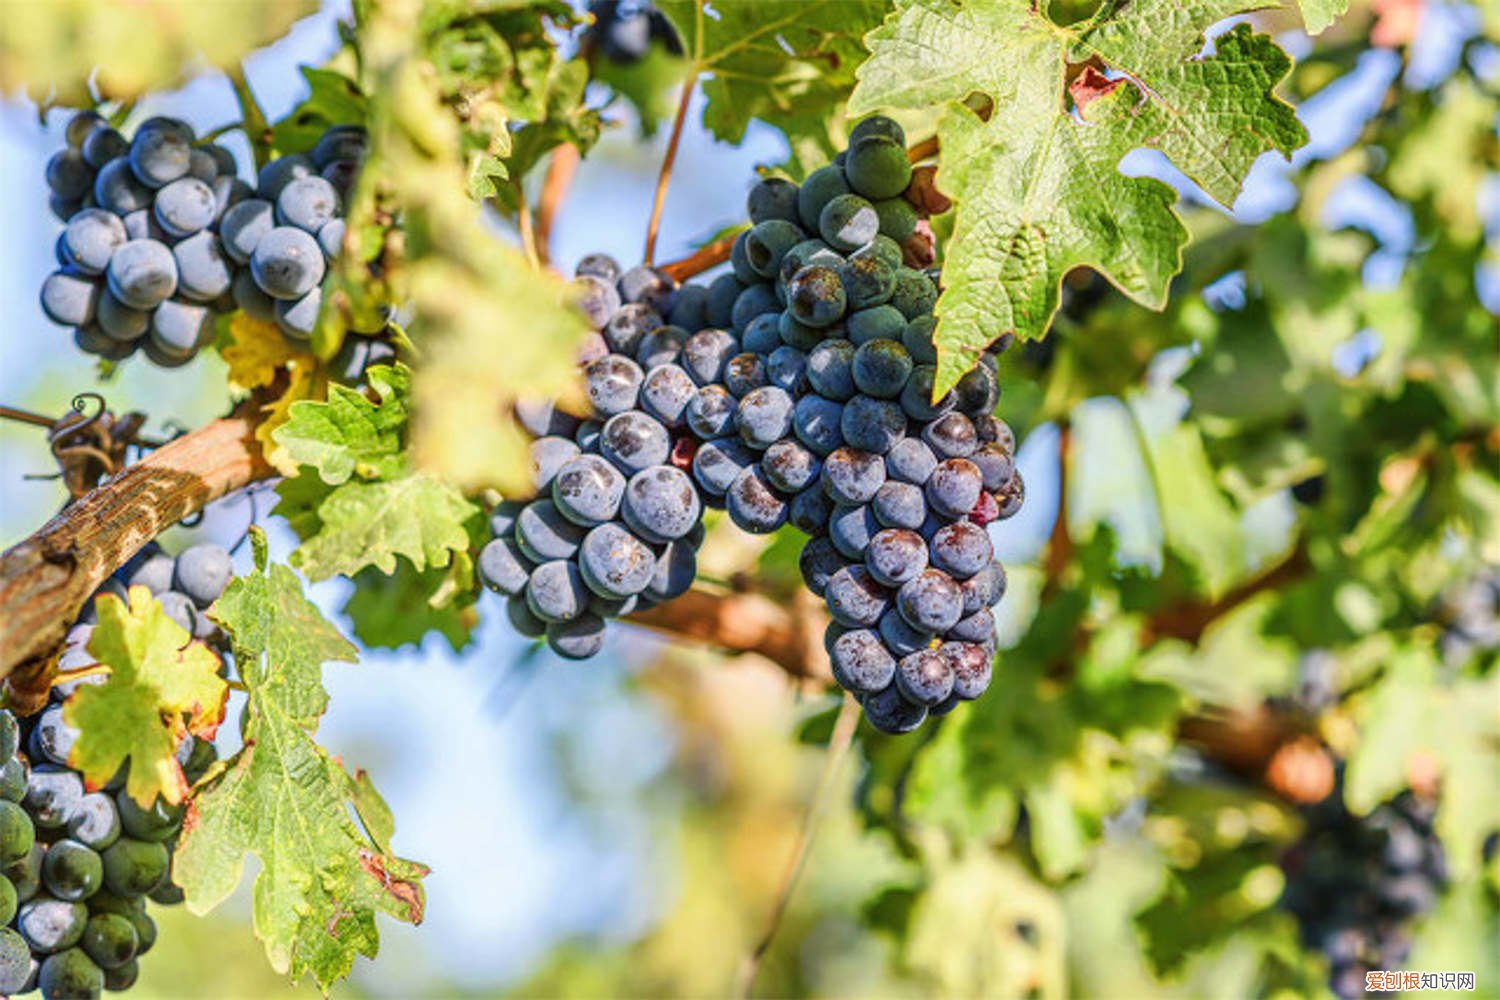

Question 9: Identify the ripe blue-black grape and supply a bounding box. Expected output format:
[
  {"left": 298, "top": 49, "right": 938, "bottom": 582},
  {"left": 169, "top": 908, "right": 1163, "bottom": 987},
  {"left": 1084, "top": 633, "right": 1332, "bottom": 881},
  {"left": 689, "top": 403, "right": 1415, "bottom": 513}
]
[
  {"left": 275, "top": 287, "right": 322, "bottom": 339},
  {"left": 829, "top": 630, "right": 897, "bottom": 694},
  {"left": 152, "top": 177, "right": 215, "bottom": 237},
  {"left": 865, "top": 528, "right": 929, "bottom": 588},
  {"left": 793, "top": 395, "right": 845, "bottom": 456},
  {"left": 639, "top": 363, "right": 696, "bottom": 427},
  {"left": 704, "top": 274, "right": 744, "bottom": 328},
  {"left": 686, "top": 385, "right": 737, "bottom": 439},
  {"left": 740, "top": 313, "right": 781, "bottom": 355},
  {"left": 172, "top": 231, "right": 234, "bottom": 302},
  {"left": 788, "top": 486, "right": 835, "bottom": 535},
  {"left": 584, "top": 354, "right": 644, "bottom": 417},
  {"left": 840, "top": 395, "right": 906, "bottom": 454},
  {"left": 929, "top": 521, "right": 991, "bottom": 579},
  {"left": 925, "top": 458, "right": 983, "bottom": 519},
  {"left": 681, "top": 328, "right": 737, "bottom": 385},
  {"left": 530, "top": 436, "right": 582, "bottom": 491},
  {"left": 807, "top": 340, "right": 857, "bottom": 401},
  {"left": 63, "top": 210, "right": 127, "bottom": 275},
  {"left": 647, "top": 540, "right": 697, "bottom": 602},
  {"left": 526, "top": 560, "right": 590, "bottom": 623},
  {"left": 66, "top": 794, "right": 122, "bottom": 853},
  {"left": 862, "top": 683, "right": 927, "bottom": 734},
  {"left": 829, "top": 504, "right": 880, "bottom": 560},
  {"left": 40, "top": 271, "right": 100, "bottom": 327},
  {"left": 949, "top": 608, "right": 996, "bottom": 645},
  {"left": 578, "top": 523, "right": 655, "bottom": 599},
  {"left": 736, "top": 386, "right": 795, "bottom": 450},
  {"left": 730, "top": 282, "right": 780, "bottom": 334},
  {"left": 725, "top": 467, "right": 788, "bottom": 534},
  {"left": 878, "top": 610, "right": 932, "bottom": 657},
  {"left": 25, "top": 768, "right": 83, "bottom": 830},
  {"left": 128, "top": 126, "right": 191, "bottom": 188},
  {"left": 723, "top": 353, "right": 767, "bottom": 397},
  {"left": 824, "top": 565, "right": 890, "bottom": 628},
  {"left": 516, "top": 398, "right": 582, "bottom": 439},
  {"left": 897, "top": 569, "right": 964, "bottom": 633},
  {"left": 692, "top": 438, "right": 754, "bottom": 497},
  {"left": 18, "top": 896, "right": 88, "bottom": 953},
  {"left": 821, "top": 447, "right": 885, "bottom": 506},
  {"left": 546, "top": 614, "right": 607, "bottom": 660},
  {"left": 220, "top": 200, "right": 275, "bottom": 265},
  {"left": 841, "top": 245, "right": 898, "bottom": 310},
  {"left": 891, "top": 268, "right": 937, "bottom": 320},
  {"left": 257, "top": 154, "right": 315, "bottom": 200},
  {"left": 552, "top": 455, "right": 626, "bottom": 526},
  {"left": 895, "top": 648, "right": 953, "bottom": 707},
  {"left": 621, "top": 466, "right": 700, "bottom": 542},
  {"left": 604, "top": 303, "right": 658, "bottom": 354},
  {"left": 275, "top": 176, "right": 340, "bottom": 233},
  {"left": 515, "top": 500, "right": 586, "bottom": 561},
  {"left": 872, "top": 481, "right": 926, "bottom": 530},
  {"left": 600, "top": 412, "right": 670, "bottom": 475},
  {"left": 764, "top": 345, "right": 808, "bottom": 394},
  {"left": 250, "top": 226, "right": 325, "bottom": 300},
  {"left": 777, "top": 310, "right": 825, "bottom": 352},
  {"left": 636, "top": 325, "right": 686, "bottom": 369},
  {"left": 761, "top": 439, "right": 820, "bottom": 493}
]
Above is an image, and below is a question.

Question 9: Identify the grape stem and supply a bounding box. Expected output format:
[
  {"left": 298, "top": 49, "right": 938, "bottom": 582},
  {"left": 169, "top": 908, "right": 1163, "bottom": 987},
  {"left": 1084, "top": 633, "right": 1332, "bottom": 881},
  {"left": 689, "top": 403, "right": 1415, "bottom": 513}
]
[
  {"left": 733, "top": 691, "right": 861, "bottom": 998},
  {"left": 0, "top": 404, "right": 57, "bottom": 430},
  {"left": 659, "top": 231, "right": 740, "bottom": 282},
  {"left": 51, "top": 664, "right": 110, "bottom": 684},
  {"left": 228, "top": 63, "right": 272, "bottom": 165},
  {"left": 535, "top": 144, "right": 580, "bottom": 267},
  {"left": 515, "top": 181, "right": 541, "bottom": 270},
  {"left": 643, "top": 73, "right": 698, "bottom": 265}
]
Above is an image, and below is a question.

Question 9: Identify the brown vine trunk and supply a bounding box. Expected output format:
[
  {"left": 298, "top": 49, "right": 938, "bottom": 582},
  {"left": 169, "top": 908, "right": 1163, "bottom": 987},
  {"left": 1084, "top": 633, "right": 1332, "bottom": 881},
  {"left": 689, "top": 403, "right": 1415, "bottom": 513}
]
[{"left": 0, "top": 410, "right": 270, "bottom": 682}]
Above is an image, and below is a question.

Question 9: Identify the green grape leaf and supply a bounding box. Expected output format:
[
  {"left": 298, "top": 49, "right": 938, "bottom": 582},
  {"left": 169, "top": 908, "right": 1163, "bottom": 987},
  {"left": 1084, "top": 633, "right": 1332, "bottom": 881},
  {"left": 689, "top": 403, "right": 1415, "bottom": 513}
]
[
  {"left": 591, "top": 44, "right": 690, "bottom": 137},
  {"left": 655, "top": 0, "right": 888, "bottom": 157},
  {"left": 850, "top": 0, "right": 1307, "bottom": 390},
  {"left": 342, "top": 557, "right": 479, "bottom": 653},
  {"left": 178, "top": 557, "right": 424, "bottom": 989},
  {"left": 353, "top": 0, "right": 593, "bottom": 495},
  {"left": 272, "top": 363, "right": 412, "bottom": 485},
  {"left": 64, "top": 587, "right": 229, "bottom": 808},
  {"left": 287, "top": 474, "right": 477, "bottom": 581},
  {"left": 270, "top": 67, "right": 369, "bottom": 155},
  {"left": 0, "top": 0, "right": 316, "bottom": 104}
]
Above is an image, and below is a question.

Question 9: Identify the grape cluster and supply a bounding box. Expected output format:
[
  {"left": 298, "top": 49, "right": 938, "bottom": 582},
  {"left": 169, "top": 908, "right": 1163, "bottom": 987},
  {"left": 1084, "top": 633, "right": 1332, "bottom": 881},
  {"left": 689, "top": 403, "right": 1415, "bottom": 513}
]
[
  {"left": 1280, "top": 788, "right": 1447, "bottom": 999},
  {"left": 698, "top": 116, "right": 1022, "bottom": 733},
  {"left": 584, "top": 1, "right": 682, "bottom": 64},
  {"left": 0, "top": 542, "right": 234, "bottom": 997},
  {"left": 40, "top": 111, "right": 367, "bottom": 365},
  {"left": 477, "top": 256, "right": 714, "bottom": 660}
]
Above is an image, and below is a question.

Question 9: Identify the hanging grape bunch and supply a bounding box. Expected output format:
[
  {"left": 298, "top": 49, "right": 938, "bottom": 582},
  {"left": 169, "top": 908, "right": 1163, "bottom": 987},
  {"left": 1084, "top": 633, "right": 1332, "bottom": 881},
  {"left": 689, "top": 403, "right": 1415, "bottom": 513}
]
[
  {"left": 40, "top": 112, "right": 367, "bottom": 365},
  {"left": 482, "top": 117, "right": 1022, "bottom": 734},
  {"left": 1280, "top": 787, "right": 1448, "bottom": 1000},
  {"left": 0, "top": 543, "right": 230, "bottom": 997},
  {"left": 479, "top": 259, "right": 717, "bottom": 660}
]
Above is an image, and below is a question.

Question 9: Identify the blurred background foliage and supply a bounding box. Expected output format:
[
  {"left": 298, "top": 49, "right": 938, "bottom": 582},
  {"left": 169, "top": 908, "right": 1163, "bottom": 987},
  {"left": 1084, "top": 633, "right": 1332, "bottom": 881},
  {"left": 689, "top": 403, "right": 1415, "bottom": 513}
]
[{"left": 0, "top": 0, "right": 1497, "bottom": 996}]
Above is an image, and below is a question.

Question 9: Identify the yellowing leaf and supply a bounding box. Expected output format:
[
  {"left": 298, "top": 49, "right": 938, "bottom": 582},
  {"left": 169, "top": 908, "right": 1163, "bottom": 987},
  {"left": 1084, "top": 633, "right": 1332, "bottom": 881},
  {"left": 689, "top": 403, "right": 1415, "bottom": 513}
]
[
  {"left": 222, "top": 315, "right": 304, "bottom": 392},
  {"left": 0, "top": 0, "right": 316, "bottom": 104},
  {"left": 65, "top": 587, "right": 228, "bottom": 808}
]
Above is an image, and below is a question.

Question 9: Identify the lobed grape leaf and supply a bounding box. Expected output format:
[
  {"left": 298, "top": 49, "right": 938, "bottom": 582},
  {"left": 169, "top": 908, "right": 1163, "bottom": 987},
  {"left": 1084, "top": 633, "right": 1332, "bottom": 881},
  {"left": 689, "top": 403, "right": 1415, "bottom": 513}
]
[
  {"left": 270, "top": 66, "right": 370, "bottom": 155},
  {"left": 176, "top": 545, "right": 426, "bottom": 989},
  {"left": 65, "top": 587, "right": 228, "bottom": 808},
  {"left": 655, "top": 0, "right": 889, "bottom": 166},
  {"left": 283, "top": 473, "right": 476, "bottom": 582},
  {"left": 341, "top": 558, "right": 479, "bottom": 652},
  {"left": 0, "top": 0, "right": 315, "bottom": 104},
  {"left": 849, "top": 0, "right": 1308, "bottom": 392},
  {"left": 273, "top": 363, "right": 411, "bottom": 485}
]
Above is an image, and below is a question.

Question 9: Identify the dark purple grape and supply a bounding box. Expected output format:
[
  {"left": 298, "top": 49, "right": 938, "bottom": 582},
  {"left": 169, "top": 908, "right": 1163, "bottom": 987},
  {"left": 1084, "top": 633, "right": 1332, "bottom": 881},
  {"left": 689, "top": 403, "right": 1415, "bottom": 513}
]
[
  {"left": 944, "top": 642, "right": 992, "bottom": 699},
  {"left": 824, "top": 565, "right": 889, "bottom": 627},
  {"left": 872, "top": 481, "right": 926, "bottom": 530},
  {"left": 829, "top": 504, "right": 880, "bottom": 560},
  {"left": 793, "top": 395, "right": 845, "bottom": 456},
  {"left": 925, "top": 458, "right": 983, "bottom": 519},
  {"left": 862, "top": 684, "right": 927, "bottom": 734},
  {"left": 840, "top": 396, "right": 906, "bottom": 454},
  {"left": 761, "top": 440, "right": 821, "bottom": 493},
  {"left": 821, "top": 447, "right": 885, "bottom": 506},
  {"left": 897, "top": 569, "right": 963, "bottom": 633},
  {"left": 922, "top": 412, "right": 977, "bottom": 458},
  {"left": 866, "top": 528, "right": 929, "bottom": 587},
  {"left": 799, "top": 537, "right": 849, "bottom": 598},
  {"left": 725, "top": 467, "right": 788, "bottom": 534},
  {"left": 929, "top": 521, "right": 992, "bottom": 579},
  {"left": 829, "top": 629, "right": 897, "bottom": 694}
]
